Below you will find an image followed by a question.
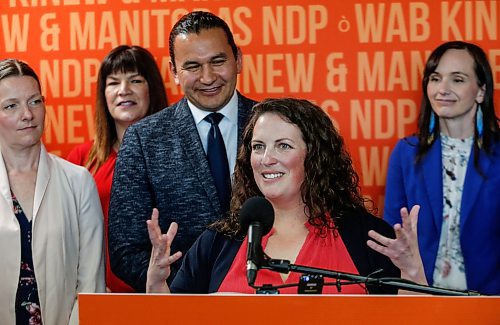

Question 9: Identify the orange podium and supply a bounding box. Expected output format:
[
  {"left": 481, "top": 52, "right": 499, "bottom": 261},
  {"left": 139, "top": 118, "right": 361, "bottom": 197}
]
[{"left": 79, "top": 294, "right": 499, "bottom": 324}]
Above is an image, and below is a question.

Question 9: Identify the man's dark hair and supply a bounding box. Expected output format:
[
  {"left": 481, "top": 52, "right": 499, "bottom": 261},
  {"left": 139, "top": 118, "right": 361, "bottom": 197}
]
[{"left": 169, "top": 11, "right": 238, "bottom": 73}]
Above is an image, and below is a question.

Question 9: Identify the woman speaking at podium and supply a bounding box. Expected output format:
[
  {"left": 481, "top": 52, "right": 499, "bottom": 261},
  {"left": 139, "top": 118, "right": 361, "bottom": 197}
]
[{"left": 146, "top": 98, "right": 400, "bottom": 294}]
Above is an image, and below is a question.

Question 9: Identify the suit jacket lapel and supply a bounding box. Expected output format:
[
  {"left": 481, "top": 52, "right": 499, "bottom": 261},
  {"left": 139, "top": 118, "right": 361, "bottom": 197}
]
[
  {"left": 460, "top": 145, "right": 492, "bottom": 228},
  {"left": 0, "top": 151, "right": 14, "bottom": 214},
  {"left": 0, "top": 145, "right": 50, "bottom": 221},
  {"left": 422, "top": 140, "right": 444, "bottom": 231},
  {"left": 236, "top": 92, "right": 253, "bottom": 148},
  {"left": 33, "top": 145, "right": 50, "bottom": 221},
  {"left": 174, "top": 99, "right": 222, "bottom": 214}
]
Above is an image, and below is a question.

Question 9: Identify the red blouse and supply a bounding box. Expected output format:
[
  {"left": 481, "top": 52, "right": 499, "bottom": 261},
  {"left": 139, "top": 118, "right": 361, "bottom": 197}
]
[
  {"left": 218, "top": 222, "right": 367, "bottom": 294},
  {"left": 67, "top": 141, "right": 134, "bottom": 292}
]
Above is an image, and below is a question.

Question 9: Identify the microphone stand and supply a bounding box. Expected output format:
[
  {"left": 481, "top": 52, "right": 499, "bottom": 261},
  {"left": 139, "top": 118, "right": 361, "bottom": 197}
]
[{"left": 256, "top": 258, "right": 483, "bottom": 296}]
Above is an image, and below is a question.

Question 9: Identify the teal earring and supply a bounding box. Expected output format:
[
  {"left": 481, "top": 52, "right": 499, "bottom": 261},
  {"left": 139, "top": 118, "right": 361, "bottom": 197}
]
[
  {"left": 428, "top": 111, "right": 436, "bottom": 144},
  {"left": 476, "top": 103, "right": 483, "bottom": 148},
  {"left": 429, "top": 112, "right": 436, "bottom": 133}
]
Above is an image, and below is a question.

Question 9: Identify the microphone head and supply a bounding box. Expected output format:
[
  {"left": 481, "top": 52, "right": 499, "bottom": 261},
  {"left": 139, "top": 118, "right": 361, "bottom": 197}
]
[{"left": 239, "top": 196, "right": 275, "bottom": 236}]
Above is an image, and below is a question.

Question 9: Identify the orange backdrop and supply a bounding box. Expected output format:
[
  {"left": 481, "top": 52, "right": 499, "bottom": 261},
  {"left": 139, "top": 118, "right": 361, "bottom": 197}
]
[{"left": 1, "top": 0, "right": 499, "bottom": 213}]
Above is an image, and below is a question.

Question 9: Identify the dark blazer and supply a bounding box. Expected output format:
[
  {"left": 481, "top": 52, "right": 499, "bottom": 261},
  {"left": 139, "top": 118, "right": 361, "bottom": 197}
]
[
  {"left": 171, "top": 210, "right": 400, "bottom": 294},
  {"left": 108, "top": 93, "right": 256, "bottom": 292},
  {"left": 384, "top": 136, "right": 500, "bottom": 295}
]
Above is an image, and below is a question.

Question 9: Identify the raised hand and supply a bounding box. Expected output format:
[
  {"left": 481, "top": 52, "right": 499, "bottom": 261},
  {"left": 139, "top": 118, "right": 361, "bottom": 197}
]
[
  {"left": 146, "top": 208, "right": 183, "bottom": 293},
  {"left": 367, "top": 205, "right": 427, "bottom": 285}
]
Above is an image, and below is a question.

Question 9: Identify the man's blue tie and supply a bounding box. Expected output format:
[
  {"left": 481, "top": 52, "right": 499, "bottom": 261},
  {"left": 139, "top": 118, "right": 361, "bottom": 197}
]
[{"left": 205, "top": 112, "right": 231, "bottom": 213}]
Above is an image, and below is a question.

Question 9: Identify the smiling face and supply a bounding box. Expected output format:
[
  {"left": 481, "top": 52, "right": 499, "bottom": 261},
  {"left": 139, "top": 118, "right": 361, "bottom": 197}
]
[
  {"left": 250, "top": 113, "right": 307, "bottom": 207},
  {"left": 170, "top": 28, "right": 242, "bottom": 112},
  {"left": 426, "top": 49, "right": 485, "bottom": 134},
  {"left": 105, "top": 70, "right": 150, "bottom": 128},
  {"left": 0, "top": 75, "right": 45, "bottom": 150}
]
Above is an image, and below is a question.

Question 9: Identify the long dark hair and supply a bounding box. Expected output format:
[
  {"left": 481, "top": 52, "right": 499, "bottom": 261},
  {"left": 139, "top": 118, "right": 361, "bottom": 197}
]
[
  {"left": 212, "top": 98, "right": 369, "bottom": 237},
  {"left": 416, "top": 41, "right": 499, "bottom": 170}
]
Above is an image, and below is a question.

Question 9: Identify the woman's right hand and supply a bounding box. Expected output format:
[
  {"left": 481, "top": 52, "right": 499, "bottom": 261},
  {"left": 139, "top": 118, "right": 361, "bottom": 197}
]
[{"left": 145, "top": 208, "right": 182, "bottom": 293}]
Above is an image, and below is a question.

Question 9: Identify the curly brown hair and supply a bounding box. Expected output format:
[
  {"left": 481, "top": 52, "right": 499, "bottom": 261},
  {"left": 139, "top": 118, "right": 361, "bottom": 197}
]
[{"left": 211, "top": 98, "right": 369, "bottom": 237}]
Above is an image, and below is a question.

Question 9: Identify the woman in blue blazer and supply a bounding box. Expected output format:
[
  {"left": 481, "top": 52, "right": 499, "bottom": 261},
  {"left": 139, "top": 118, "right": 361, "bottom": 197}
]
[{"left": 369, "top": 41, "right": 500, "bottom": 295}]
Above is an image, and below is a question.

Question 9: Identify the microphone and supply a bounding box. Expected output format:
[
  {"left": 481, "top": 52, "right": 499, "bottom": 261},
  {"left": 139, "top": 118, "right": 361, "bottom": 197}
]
[{"left": 239, "top": 197, "right": 274, "bottom": 286}]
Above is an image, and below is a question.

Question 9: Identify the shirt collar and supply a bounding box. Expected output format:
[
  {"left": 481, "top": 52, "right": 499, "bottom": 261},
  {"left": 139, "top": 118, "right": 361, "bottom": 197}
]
[{"left": 188, "top": 90, "right": 238, "bottom": 125}]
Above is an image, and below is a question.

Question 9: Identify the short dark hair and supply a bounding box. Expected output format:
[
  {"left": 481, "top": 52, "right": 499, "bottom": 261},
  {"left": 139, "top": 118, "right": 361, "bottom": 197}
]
[{"left": 168, "top": 11, "right": 238, "bottom": 73}]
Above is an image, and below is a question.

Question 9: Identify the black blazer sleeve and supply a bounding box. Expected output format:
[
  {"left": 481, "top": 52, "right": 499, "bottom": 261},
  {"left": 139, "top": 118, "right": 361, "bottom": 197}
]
[
  {"left": 337, "top": 210, "right": 400, "bottom": 294},
  {"left": 170, "top": 230, "right": 241, "bottom": 293}
]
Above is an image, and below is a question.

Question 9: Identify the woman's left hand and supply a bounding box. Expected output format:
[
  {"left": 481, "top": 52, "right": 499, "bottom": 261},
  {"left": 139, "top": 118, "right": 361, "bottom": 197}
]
[{"left": 367, "top": 205, "right": 427, "bottom": 285}]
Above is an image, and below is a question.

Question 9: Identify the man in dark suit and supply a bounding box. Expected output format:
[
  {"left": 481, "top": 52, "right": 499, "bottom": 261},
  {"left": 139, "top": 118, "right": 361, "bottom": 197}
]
[{"left": 108, "top": 11, "right": 256, "bottom": 292}]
